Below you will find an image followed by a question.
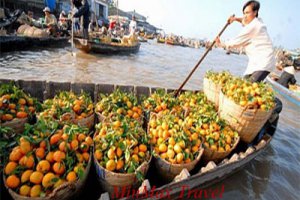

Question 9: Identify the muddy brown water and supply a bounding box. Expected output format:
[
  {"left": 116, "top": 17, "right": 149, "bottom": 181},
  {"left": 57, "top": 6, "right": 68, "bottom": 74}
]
[{"left": 0, "top": 40, "right": 299, "bottom": 200}]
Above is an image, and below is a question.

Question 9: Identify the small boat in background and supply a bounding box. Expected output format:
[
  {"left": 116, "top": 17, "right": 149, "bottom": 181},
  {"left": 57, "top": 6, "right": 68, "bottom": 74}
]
[
  {"left": 157, "top": 37, "right": 165, "bottom": 44},
  {"left": 73, "top": 37, "right": 140, "bottom": 54},
  {"left": 266, "top": 74, "right": 300, "bottom": 106}
]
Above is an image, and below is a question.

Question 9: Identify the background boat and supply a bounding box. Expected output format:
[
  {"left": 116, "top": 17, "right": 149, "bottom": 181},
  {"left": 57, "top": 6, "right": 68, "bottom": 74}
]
[
  {"left": 73, "top": 37, "right": 141, "bottom": 54},
  {"left": 0, "top": 35, "right": 69, "bottom": 52},
  {"left": 266, "top": 75, "right": 300, "bottom": 107}
]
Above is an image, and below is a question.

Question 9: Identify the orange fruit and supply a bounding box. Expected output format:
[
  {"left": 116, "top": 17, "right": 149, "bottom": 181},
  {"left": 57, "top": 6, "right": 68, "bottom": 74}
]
[
  {"left": 131, "top": 154, "right": 139, "bottom": 163},
  {"left": 9, "top": 147, "right": 23, "bottom": 162},
  {"left": 19, "top": 155, "right": 35, "bottom": 168},
  {"left": 16, "top": 111, "right": 28, "bottom": 118},
  {"left": 35, "top": 147, "right": 45, "bottom": 159},
  {"left": 107, "top": 148, "right": 116, "bottom": 160},
  {"left": 176, "top": 153, "right": 184, "bottom": 164},
  {"left": 46, "top": 151, "right": 54, "bottom": 163},
  {"left": 158, "top": 143, "right": 167, "bottom": 153},
  {"left": 39, "top": 140, "right": 47, "bottom": 149},
  {"left": 6, "top": 175, "right": 20, "bottom": 189},
  {"left": 174, "top": 144, "right": 182, "bottom": 154},
  {"left": 30, "top": 171, "right": 44, "bottom": 184},
  {"left": 94, "top": 150, "right": 103, "bottom": 161},
  {"left": 168, "top": 137, "right": 176, "bottom": 146},
  {"left": 18, "top": 98, "right": 27, "bottom": 105},
  {"left": 82, "top": 152, "right": 90, "bottom": 162},
  {"left": 139, "top": 144, "right": 147, "bottom": 153},
  {"left": 54, "top": 179, "right": 65, "bottom": 188},
  {"left": 106, "top": 160, "right": 116, "bottom": 171},
  {"left": 167, "top": 149, "right": 175, "bottom": 159},
  {"left": 42, "top": 172, "right": 56, "bottom": 188},
  {"left": 116, "top": 147, "right": 123, "bottom": 157},
  {"left": 116, "top": 160, "right": 124, "bottom": 170},
  {"left": 70, "top": 139, "right": 79, "bottom": 151},
  {"left": 53, "top": 162, "right": 65, "bottom": 175},
  {"left": 53, "top": 151, "right": 66, "bottom": 162},
  {"left": 19, "top": 185, "right": 31, "bottom": 196},
  {"left": 59, "top": 141, "right": 70, "bottom": 152},
  {"left": 20, "top": 141, "right": 32, "bottom": 155},
  {"left": 30, "top": 185, "right": 42, "bottom": 197},
  {"left": 5, "top": 161, "right": 18, "bottom": 175},
  {"left": 76, "top": 153, "right": 84, "bottom": 163},
  {"left": 36, "top": 160, "right": 51, "bottom": 173},
  {"left": 21, "top": 170, "right": 33, "bottom": 183},
  {"left": 85, "top": 136, "right": 93, "bottom": 146},
  {"left": 50, "top": 133, "right": 62, "bottom": 145},
  {"left": 77, "top": 133, "right": 86, "bottom": 142},
  {"left": 66, "top": 171, "right": 77, "bottom": 182}
]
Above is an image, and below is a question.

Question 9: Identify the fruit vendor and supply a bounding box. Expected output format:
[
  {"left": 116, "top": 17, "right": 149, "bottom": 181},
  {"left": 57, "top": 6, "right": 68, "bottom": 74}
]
[{"left": 216, "top": 0, "right": 275, "bottom": 82}]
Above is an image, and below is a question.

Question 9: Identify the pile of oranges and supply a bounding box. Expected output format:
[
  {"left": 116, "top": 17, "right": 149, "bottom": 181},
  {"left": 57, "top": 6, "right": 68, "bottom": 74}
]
[
  {"left": 95, "top": 89, "right": 143, "bottom": 121},
  {"left": 205, "top": 71, "right": 233, "bottom": 86},
  {"left": 222, "top": 78, "right": 275, "bottom": 111},
  {"left": 94, "top": 116, "right": 150, "bottom": 174},
  {"left": 39, "top": 91, "right": 94, "bottom": 121},
  {"left": 142, "top": 89, "right": 178, "bottom": 115},
  {"left": 4, "top": 121, "right": 92, "bottom": 197},
  {"left": 94, "top": 89, "right": 150, "bottom": 177},
  {"left": 0, "top": 83, "right": 40, "bottom": 123}
]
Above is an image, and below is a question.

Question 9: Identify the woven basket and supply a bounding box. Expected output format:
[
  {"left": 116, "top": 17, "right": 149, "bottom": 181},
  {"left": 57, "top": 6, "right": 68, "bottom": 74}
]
[
  {"left": 203, "top": 136, "right": 240, "bottom": 162},
  {"left": 154, "top": 148, "right": 203, "bottom": 182},
  {"left": 93, "top": 155, "right": 151, "bottom": 198},
  {"left": 203, "top": 78, "right": 221, "bottom": 109},
  {"left": 73, "top": 113, "right": 95, "bottom": 130},
  {"left": 218, "top": 91, "right": 273, "bottom": 143},
  {"left": 0, "top": 117, "right": 28, "bottom": 134},
  {"left": 4, "top": 154, "right": 92, "bottom": 200}
]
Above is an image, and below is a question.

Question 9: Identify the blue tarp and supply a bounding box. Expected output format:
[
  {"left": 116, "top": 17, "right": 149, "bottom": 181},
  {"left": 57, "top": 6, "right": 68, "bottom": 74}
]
[{"left": 44, "top": 0, "right": 56, "bottom": 11}]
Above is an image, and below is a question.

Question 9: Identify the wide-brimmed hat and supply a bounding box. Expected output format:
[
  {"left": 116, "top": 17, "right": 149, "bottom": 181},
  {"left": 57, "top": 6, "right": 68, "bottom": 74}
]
[{"left": 43, "top": 7, "right": 50, "bottom": 12}]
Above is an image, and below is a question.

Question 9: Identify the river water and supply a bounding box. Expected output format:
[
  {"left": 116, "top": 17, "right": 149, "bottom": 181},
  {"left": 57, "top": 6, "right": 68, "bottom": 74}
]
[{"left": 0, "top": 41, "right": 299, "bottom": 200}]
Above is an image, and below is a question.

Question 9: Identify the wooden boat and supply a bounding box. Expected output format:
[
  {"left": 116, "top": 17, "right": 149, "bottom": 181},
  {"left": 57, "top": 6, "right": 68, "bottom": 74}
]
[
  {"left": 145, "top": 34, "right": 155, "bottom": 40},
  {"left": 157, "top": 38, "right": 165, "bottom": 44},
  {"left": 165, "top": 38, "right": 175, "bottom": 45},
  {"left": 0, "top": 78, "right": 280, "bottom": 200},
  {"left": 266, "top": 75, "right": 300, "bottom": 106},
  {"left": 0, "top": 35, "right": 69, "bottom": 52},
  {"left": 73, "top": 37, "right": 141, "bottom": 54}
]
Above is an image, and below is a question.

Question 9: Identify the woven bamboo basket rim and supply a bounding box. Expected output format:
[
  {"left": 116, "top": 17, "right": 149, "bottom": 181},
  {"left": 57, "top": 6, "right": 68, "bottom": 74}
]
[
  {"left": 0, "top": 117, "right": 28, "bottom": 126},
  {"left": 203, "top": 136, "right": 240, "bottom": 161}
]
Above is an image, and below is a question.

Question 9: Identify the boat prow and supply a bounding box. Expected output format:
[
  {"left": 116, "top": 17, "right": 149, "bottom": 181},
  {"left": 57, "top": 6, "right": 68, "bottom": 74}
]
[{"left": 266, "top": 75, "right": 300, "bottom": 106}]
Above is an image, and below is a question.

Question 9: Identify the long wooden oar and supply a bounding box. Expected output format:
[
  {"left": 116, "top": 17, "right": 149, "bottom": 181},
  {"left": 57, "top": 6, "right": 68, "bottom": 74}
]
[{"left": 174, "top": 15, "right": 234, "bottom": 97}]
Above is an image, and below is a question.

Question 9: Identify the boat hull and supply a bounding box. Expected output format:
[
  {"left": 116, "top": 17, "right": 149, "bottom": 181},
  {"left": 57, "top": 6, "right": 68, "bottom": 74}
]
[
  {"left": 73, "top": 37, "right": 141, "bottom": 54},
  {"left": 0, "top": 35, "right": 69, "bottom": 52},
  {"left": 0, "top": 78, "right": 279, "bottom": 200},
  {"left": 266, "top": 76, "right": 300, "bottom": 106}
]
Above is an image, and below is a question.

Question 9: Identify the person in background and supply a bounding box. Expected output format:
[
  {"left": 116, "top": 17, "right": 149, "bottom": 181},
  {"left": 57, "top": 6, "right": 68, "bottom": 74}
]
[
  {"left": 129, "top": 15, "right": 137, "bottom": 36},
  {"left": 277, "top": 58, "right": 300, "bottom": 88},
  {"left": 58, "top": 10, "right": 69, "bottom": 36},
  {"left": 72, "top": 0, "right": 90, "bottom": 39},
  {"left": 43, "top": 7, "right": 58, "bottom": 35},
  {"left": 216, "top": 0, "right": 275, "bottom": 83}
]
